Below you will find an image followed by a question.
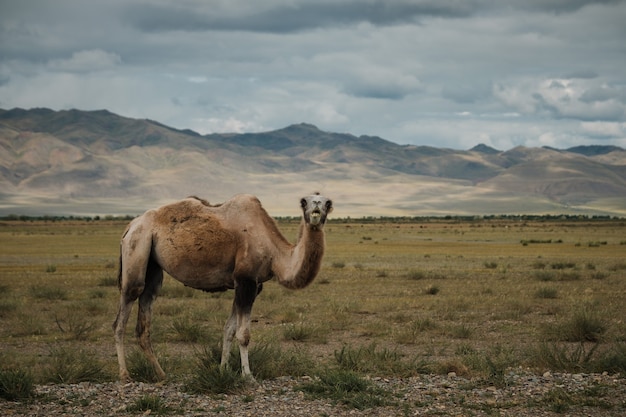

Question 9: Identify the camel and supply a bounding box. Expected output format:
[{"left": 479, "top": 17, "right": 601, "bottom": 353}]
[{"left": 113, "top": 193, "right": 333, "bottom": 382}]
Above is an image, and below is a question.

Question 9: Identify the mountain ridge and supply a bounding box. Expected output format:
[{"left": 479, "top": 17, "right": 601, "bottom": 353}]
[{"left": 1, "top": 108, "right": 625, "bottom": 217}]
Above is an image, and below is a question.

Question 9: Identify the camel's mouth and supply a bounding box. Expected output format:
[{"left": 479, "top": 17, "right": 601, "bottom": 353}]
[{"left": 310, "top": 208, "right": 322, "bottom": 224}]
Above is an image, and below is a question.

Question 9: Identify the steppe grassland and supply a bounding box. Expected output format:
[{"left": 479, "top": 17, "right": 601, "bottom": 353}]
[{"left": 0, "top": 218, "right": 625, "bottom": 381}]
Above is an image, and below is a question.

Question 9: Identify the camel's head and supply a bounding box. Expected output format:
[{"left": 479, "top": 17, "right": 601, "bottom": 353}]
[{"left": 301, "top": 193, "right": 333, "bottom": 228}]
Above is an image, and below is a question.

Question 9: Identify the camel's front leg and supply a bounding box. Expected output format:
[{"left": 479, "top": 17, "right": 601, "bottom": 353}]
[
  {"left": 221, "top": 304, "right": 237, "bottom": 368},
  {"left": 224, "top": 278, "right": 258, "bottom": 378}
]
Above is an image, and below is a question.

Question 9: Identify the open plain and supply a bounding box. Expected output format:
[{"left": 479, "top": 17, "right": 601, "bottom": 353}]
[{"left": 1, "top": 216, "right": 625, "bottom": 416}]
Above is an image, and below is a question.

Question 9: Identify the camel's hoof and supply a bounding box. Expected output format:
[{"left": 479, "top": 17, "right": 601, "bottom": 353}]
[{"left": 119, "top": 371, "right": 132, "bottom": 384}]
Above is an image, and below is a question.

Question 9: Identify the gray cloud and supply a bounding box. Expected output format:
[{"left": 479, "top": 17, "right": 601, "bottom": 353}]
[
  {"left": 124, "top": 1, "right": 477, "bottom": 34},
  {"left": 0, "top": 0, "right": 625, "bottom": 149}
]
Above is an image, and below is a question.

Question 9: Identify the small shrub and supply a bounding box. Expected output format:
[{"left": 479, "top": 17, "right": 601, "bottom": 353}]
[
  {"left": 587, "top": 241, "right": 607, "bottom": 247},
  {"left": 484, "top": 261, "right": 498, "bottom": 269},
  {"left": 0, "top": 368, "right": 35, "bottom": 401},
  {"left": 535, "top": 271, "right": 555, "bottom": 282},
  {"left": 296, "top": 369, "right": 391, "bottom": 410},
  {"left": 172, "top": 317, "right": 205, "bottom": 343},
  {"left": 608, "top": 262, "right": 626, "bottom": 271},
  {"left": 55, "top": 311, "right": 96, "bottom": 340},
  {"left": 127, "top": 349, "right": 164, "bottom": 383},
  {"left": 558, "top": 309, "right": 607, "bottom": 343},
  {"left": 559, "top": 271, "right": 581, "bottom": 281},
  {"left": 42, "top": 346, "right": 110, "bottom": 383},
  {"left": 450, "top": 324, "right": 473, "bottom": 339},
  {"left": 0, "top": 284, "right": 11, "bottom": 295},
  {"left": 246, "top": 343, "right": 316, "bottom": 379},
  {"left": 97, "top": 276, "right": 118, "bottom": 287},
  {"left": 535, "top": 287, "right": 558, "bottom": 299},
  {"left": 282, "top": 323, "right": 326, "bottom": 343},
  {"left": 591, "top": 272, "right": 609, "bottom": 280},
  {"left": 599, "top": 342, "right": 626, "bottom": 374},
  {"left": 334, "top": 343, "right": 415, "bottom": 377},
  {"left": 185, "top": 347, "right": 247, "bottom": 394},
  {"left": 45, "top": 264, "right": 57, "bottom": 273},
  {"left": 332, "top": 261, "right": 346, "bottom": 269},
  {"left": 0, "top": 300, "right": 18, "bottom": 318},
  {"left": 394, "top": 318, "right": 438, "bottom": 345},
  {"left": 532, "top": 341, "right": 599, "bottom": 373},
  {"left": 551, "top": 262, "right": 576, "bottom": 270},
  {"left": 542, "top": 387, "right": 574, "bottom": 413},
  {"left": 30, "top": 286, "right": 67, "bottom": 300},
  {"left": 406, "top": 270, "right": 426, "bottom": 280},
  {"left": 126, "top": 395, "right": 172, "bottom": 415},
  {"left": 89, "top": 289, "right": 106, "bottom": 299},
  {"left": 532, "top": 261, "right": 547, "bottom": 269}
]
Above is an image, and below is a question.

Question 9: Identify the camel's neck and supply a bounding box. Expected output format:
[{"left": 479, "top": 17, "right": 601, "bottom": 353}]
[{"left": 273, "top": 220, "right": 325, "bottom": 289}]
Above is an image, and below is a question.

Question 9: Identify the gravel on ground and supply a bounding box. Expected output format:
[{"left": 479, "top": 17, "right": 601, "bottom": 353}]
[{"left": 1, "top": 371, "right": 624, "bottom": 416}]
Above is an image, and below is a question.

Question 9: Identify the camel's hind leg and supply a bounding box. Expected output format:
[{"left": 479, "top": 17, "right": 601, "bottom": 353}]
[
  {"left": 221, "top": 279, "right": 259, "bottom": 378},
  {"left": 113, "top": 218, "right": 154, "bottom": 382},
  {"left": 113, "top": 291, "right": 136, "bottom": 382},
  {"left": 135, "top": 260, "right": 165, "bottom": 380}
]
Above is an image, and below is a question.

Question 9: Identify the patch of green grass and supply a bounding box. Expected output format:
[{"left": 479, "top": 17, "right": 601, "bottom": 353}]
[
  {"left": 126, "top": 395, "right": 173, "bottom": 415},
  {"left": 535, "top": 271, "right": 556, "bottom": 281},
  {"left": 185, "top": 346, "right": 248, "bottom": 395},
  {"left": 535, "top": 287, "right": 558, "bottom": 299},
  {"left": 127, "top": 349, "right": 165, "bottom": 383},
  {"left": 599, "top": 343, "right": 626, "bottom": 374},
  {"left": 282, "top": 322, "right": 327, "bottom": 343},
  {"left": 97, "top": 275, "right": 118, "bottom": 287},
  {"left": 608, "top": 262, "right": 626, "bottom": 271},
  {"left": 449, "top": 324, "right": 473, "bottom": 339},
  {"left": 29, "top": 285, "right": 67, "bottom": 300},
  {"left": 394, "top": 318, "right": 438, "bottom": 345},
  {"left": 532, "top": 342, "right": 599, "bottom": 373},
  {"left": 334, "top": 343, "right": 422, "bottom": 377},
  {"left": 0, "top": 299, "right": 18, "bottom": 318},
  {"left": 558, "top": 309, "right": 607, "bottom": 343},
  {"left": 296, "top": 369, "right": 392, "bottom": 410},
  {"left": 591, "top": 271, "right": 610, "bottom": 280},
  {"left": 461, "top": 345, "right": 517, "bottom": 387},
  {"left": 406, "top": 270, "right": 426, "bottom": 280},
  {"left": 551, "top": 262, "right": 576, "bottom": 270},
  {"left": 54, "top": 310, "right": 96, "bottom": 340},
  {"left": 171, "top": 317, "right": 205, "bottom": 343},
  {"left": 246, "top": 342, "right": 317, "bottom": 379},
  {"left": 42, "top": 346, "right": 111, "bottom": 384},
  {"left": 0, "top": 368, "right": 35, "bottom": 401}
]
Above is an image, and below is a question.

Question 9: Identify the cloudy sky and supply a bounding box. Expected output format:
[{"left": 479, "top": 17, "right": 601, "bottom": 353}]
[{"left": 1, "top": 0, "right": 625, "bottom": 150}]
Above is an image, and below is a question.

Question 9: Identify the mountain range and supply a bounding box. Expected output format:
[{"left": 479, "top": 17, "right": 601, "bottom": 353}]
[{"left": 1, "top": 107, "right": 625, "bottom": 217}]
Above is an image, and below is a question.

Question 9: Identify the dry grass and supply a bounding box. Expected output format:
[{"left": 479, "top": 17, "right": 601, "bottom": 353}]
[{"left": 1, "top": 218, "right": 625, "bottom": 383}]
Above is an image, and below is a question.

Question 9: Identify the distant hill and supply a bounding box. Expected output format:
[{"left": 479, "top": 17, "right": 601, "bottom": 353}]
[{"left": 1, "top": 108, "right": 625, "bottom": 217}]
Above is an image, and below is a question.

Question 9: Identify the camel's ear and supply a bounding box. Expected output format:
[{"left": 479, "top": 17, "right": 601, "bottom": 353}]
[
  {"left": 325, "top": 200, "right": 333, "bottom": 213},
  {"left": 300, "top": 198, "right": 307, "bottom": 209}
]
